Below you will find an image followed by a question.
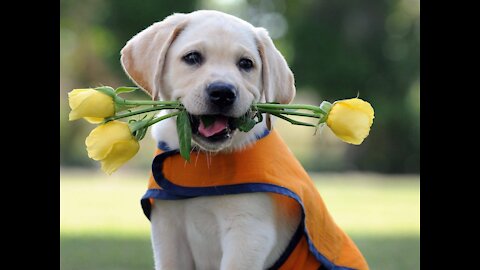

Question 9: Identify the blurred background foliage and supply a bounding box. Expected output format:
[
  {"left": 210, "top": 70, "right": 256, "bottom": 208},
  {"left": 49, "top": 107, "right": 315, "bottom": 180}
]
[{"left": 60, "top": 0, "right": 419, "bottom": 173}]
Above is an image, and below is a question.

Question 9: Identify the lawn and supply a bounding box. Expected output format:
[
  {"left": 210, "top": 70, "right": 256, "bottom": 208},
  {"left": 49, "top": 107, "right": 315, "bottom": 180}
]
[{"left": 60, "top": 170, "right": 419, "bottom": 270}]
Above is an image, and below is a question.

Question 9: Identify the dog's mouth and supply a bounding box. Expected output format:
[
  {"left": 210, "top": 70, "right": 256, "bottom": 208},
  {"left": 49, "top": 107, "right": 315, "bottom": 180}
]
[{"left": 189, "top": 114, "right": 238, "bottom": 143}]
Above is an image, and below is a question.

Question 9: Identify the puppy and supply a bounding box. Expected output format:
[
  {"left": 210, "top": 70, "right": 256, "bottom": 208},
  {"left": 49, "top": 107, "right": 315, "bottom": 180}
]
[{"left": 121, "top": 10, "right": 368, "bottom": 270}]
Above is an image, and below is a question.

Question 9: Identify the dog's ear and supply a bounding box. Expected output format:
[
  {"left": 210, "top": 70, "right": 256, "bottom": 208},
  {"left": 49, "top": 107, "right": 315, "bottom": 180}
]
[
  {"left": 121, "top": 13, "right": 188, "bottom": 100},
  {"left": 255, "top": 27, "right": 296, "bottom": 105}
]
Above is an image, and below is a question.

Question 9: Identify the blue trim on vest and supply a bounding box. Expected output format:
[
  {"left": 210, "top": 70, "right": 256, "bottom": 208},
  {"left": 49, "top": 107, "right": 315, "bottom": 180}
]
[
  {"left": 157, "top": 141, "right": 171, "bottom": 152},
  {"left": 255, "top": 128, "right": 270, "bottom": 140},
  {"left": 141, "top": 149, "right": 356, "bottom": 270},
  {"left": 267, "top": 218, "right": 305, "bottom": 270}
]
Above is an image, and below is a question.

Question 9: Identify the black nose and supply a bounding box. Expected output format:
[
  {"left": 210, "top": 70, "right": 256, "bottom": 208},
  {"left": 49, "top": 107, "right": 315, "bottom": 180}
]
[{"left": 206, "top": 82, "right": 237, "bottom": 108}]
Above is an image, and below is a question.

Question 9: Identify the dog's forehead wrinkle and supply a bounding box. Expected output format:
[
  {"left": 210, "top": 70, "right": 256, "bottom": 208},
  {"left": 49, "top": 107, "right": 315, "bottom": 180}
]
[
  {"left": 178, "top": 34, "right": 257, "bottom": 56},
  {"left": 178, "top": 17, "right": 257, "bottom": 50}
]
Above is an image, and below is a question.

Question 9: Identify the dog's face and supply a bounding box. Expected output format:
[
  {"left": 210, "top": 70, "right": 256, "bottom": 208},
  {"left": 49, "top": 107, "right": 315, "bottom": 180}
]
[
  {"left": 162, "top": 15, "right": 263, "bottom": 150},
  {"left": 121, "top": 10, "right": 295, "bottom": 151}
]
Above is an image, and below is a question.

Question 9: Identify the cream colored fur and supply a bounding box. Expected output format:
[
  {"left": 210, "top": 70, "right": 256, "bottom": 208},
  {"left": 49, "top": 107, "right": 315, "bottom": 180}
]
[{"left": 121, "top": 10, "right": 301, "bottom": 270}]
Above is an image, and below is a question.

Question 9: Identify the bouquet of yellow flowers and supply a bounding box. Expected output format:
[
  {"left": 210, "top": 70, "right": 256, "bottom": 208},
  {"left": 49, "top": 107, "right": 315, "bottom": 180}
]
[{"left": 68, "top": 86, "right": 374, "bottom": 174}]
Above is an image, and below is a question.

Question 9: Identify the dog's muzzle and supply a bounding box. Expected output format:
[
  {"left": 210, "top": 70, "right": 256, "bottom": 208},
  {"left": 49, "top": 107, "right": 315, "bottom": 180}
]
[{"left": 187, "top": 82, "right": 243, "bottom": 147}]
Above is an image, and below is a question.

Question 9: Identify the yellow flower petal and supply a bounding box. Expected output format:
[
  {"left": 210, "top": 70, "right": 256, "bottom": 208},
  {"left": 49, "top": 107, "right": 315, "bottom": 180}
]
[
  {"left": 85, "top": 121, "right": 136, "bottom": 160},
  {"left": 69, "top": 89, "right": 97, "bottom": 121},
  {"left": 326, "top": 98, "right": 374, "bottom": 145},
  {"left": 68, "top": 89, "right": 91, "bottom": 109},
  {"left": 85, "top": 121, "right": 139, "bottom": 174},
  {"left": 68, "top": 88, "right": 115, "bottom": 122},
  {"left": 84, "top": 117, "right": 105, "bottom": 124},
  {"left": 100, "top": 139, "right": 140, "bottom": 174}
]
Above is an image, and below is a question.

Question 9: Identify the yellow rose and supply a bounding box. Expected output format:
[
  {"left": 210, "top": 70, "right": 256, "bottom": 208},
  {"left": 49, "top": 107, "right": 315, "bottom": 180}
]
[
  {"left": 68, "top": 88, "right": 115, "bottom": 124},
  {"left": 326, "top": 98, "right": 375, "bottom": 145},
  {"left": 85, "top": 121, "right": 139, "bottom": 174}
]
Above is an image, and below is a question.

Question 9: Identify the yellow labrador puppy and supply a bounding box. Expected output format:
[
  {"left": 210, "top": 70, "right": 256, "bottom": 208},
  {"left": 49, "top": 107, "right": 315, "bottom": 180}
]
[{"left": 120, "top": 10, "right": 367, "bottom": 270}]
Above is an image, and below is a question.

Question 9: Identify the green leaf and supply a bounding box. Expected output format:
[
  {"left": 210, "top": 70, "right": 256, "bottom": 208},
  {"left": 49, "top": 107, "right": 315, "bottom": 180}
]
[
  {"left": 136, "top": 127, "right": 148, "bottom": 141},
  {"left": 200, "top": 115, "right": 215, "bottom": 128},
  {"left": 129, "top": 119, "right": 148, "bottom": 133},
  {"left": 240, "top": 118, "right": 257, "bottom": 132},
  {"left": 94, "top": 86, "right": 116, "bottom": 98},
  {"left": 128, "top": 118, "right": 150, "bottom": 141},
  {"left": 319, "top": 101, "right": 333, "bottom": 115},
  {"left": 115, "top": 86, "right": 139, "bottom": 94},
  {"left": 176, "top": 111, "right": 192, "bottom": 161},
  {"left": 235, "top": 115, "right": 257, "bottom": 132},
  {"left": 254, "top": 111, "right": 263, "bottom": 123}
]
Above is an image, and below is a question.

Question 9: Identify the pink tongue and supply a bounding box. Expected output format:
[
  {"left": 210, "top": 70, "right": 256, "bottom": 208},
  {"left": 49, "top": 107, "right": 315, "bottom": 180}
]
[{"left": 198, "top": 116, "right": 228, "bottom": 137}]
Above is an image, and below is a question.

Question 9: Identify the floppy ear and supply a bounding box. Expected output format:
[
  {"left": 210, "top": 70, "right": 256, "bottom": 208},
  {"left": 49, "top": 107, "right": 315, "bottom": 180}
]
[
  {"left": 120, "top": 13, "right": 187, "bottom": 100},
  {"left": 255, "top": 27, "right": 296, "bottom": 105}
]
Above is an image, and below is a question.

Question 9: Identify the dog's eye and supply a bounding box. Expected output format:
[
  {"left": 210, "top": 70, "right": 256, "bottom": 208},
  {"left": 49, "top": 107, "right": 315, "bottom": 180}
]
[
  {"left": 183, "top": 51, "right": 203, "bottom": 66},
  {"left": 238, "top": 58, "right": 254, "bottom": 71}
]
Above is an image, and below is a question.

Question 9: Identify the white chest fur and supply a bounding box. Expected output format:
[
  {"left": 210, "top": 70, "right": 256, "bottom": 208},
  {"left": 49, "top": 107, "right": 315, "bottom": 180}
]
[{"left": 150, "top": 192, "right": 300, "bottom": 270}]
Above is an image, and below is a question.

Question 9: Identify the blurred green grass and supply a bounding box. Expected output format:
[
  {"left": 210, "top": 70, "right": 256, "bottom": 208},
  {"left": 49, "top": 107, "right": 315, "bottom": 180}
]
[{"left": 60, "top": 171, "right": 419, "bottom": 270}]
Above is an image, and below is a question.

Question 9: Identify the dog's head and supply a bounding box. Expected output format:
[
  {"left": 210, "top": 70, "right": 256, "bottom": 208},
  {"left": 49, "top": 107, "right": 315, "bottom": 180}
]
[{"left": 121, "top": 10, "right": 295, "bottom": 152}]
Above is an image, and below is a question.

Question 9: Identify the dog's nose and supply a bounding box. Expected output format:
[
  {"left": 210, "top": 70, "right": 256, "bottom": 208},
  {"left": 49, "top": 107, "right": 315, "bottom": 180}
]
[{"left": 206, "top": 82, "right": 237, "bottom": 108}]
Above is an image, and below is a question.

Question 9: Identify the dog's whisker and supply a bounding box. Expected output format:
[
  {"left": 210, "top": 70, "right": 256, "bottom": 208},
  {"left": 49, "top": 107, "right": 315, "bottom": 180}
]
[
  {"left": 206, "top": 151, "right": 211, "bottom": 169},
  {"left": 194, "top": 145, "right": 201, "bottom": 167},
  {"left": 189, "top": 145, "right": 197, "bottom": 166},
  {"left": 209, "top": 152, "right": 213, "bottom": 168},
  {"left": 209, "top": 152, "right": 212, "bottom": 168},
  {"left": 209, "top": 152, "right": 214, "bottom": 168},
  {"left": 205, "top": 150, "right": 209, "bottom": 169}
]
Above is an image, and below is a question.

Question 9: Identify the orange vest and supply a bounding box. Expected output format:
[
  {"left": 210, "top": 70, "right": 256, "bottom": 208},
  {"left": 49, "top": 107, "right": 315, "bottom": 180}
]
[{"left": 142, "top": 130, "right": 369, "bottom": 270}]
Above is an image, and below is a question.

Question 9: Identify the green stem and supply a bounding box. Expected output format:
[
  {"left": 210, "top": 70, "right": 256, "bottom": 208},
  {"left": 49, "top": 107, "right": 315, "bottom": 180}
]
[
  {"left": 130, "top": 111, "right": 182, "bottom": 133},
  {"left": 258, "top": 108, "right": 322, "bottom": 119},
  {"left": 253, "top": 103, "right": 327, "bottom": 114},
  {"left": 106, "top": 106, "right": 180, "bottom": 122},
  {"left": 269, "top": 112, "right": 317, "bottom": 127},
  {"left": 115, "top": 97, "right": 181, "bottom": 106},
  {"left": 145, "top": 111, "right": 182, "bottom": 127}
]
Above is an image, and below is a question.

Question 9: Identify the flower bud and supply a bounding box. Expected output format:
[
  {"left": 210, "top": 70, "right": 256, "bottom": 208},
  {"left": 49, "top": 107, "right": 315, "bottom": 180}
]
[
  {"left": 68, "top": 88, "right": 115, "bottom": 123},
  {"left": 326, "top": 98, "right": 374, "bottom": 145},
  {"left": 85, "top": 121, "right": 139, "bottom": 174}
]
